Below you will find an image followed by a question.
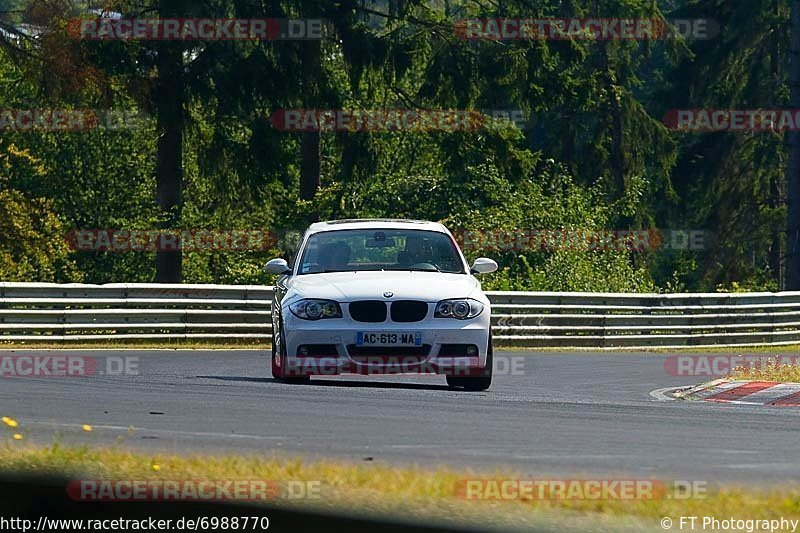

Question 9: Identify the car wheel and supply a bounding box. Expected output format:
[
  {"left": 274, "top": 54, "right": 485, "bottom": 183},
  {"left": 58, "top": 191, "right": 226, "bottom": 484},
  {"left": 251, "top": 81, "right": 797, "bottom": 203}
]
[
  {"left": 271, "top": 318, "right": 310, "bottom": 384},
  {"left": 447, "top": 331, "right": 493, "bottom": 391}
]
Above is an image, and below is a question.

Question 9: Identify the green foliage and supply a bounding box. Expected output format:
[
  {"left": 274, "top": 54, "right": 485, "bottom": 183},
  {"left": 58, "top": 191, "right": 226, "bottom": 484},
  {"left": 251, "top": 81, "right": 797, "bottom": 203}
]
[
  {"left": 0, "top": 0, "right": 794, "bottom": 293},
  {"left": 0, "top": 141, "right": 80, "bottom": 281},
  {"left": 441, "top": 160, "right": 655, "bottom": 292}
]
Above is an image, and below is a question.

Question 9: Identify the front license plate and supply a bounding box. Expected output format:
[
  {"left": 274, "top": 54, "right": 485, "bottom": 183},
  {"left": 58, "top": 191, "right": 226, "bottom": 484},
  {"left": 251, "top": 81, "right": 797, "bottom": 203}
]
[{"left": 356, "top": 332, "right": 422, "bottom": 347}]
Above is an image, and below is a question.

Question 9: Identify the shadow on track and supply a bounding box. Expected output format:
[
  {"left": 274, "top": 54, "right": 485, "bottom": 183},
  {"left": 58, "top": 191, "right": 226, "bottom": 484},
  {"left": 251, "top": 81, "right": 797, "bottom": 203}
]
[
  {"left": 308, "top": 378, "right": 452, "bottom": 391},
  {"left": 197, "top": 375, "right": 452, "bottom": 391},
  {"left": 196, "top": 375, "right": 274, "bottom": 384}
]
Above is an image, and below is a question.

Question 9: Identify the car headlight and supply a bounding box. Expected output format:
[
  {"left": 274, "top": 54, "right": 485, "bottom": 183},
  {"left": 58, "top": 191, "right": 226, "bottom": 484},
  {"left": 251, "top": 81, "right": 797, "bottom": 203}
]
[
  {"left": 434, "top": 298, "right": 484, "bottom": 319},
  {"left": 289, "top": 299, "right": 342, "bottom": 320}
]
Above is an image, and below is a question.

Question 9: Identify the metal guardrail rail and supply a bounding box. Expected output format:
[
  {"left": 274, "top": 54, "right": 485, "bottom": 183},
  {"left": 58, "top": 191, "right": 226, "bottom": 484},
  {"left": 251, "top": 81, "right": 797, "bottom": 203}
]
[
  {"left": 0, "top": 283, "right": 273, "bottom": 342},
  {"left": 3, "top": 283, "right": 800, "bottom": 349}
]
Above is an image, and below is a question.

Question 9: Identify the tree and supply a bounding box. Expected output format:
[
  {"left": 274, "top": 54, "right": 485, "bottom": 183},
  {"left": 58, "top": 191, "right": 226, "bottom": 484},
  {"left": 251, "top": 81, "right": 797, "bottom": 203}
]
[
  {"left": 788, "top": 0, "right": 800, "bottom": 287},
  {"left": 657, "top": 0, "right": 790, "bottom": 290},
  {"left": 0, "top": 138, "right": 80, "bottom": 282}
]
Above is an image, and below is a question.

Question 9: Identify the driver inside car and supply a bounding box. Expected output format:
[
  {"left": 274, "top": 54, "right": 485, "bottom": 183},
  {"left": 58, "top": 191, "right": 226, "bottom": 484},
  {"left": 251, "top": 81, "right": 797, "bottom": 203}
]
[
  {"left": 319, "top": 241, "right": 351, "bottom": 271},
  {"left": 397, "top": 234, "right": 429, "bottom": 267}
]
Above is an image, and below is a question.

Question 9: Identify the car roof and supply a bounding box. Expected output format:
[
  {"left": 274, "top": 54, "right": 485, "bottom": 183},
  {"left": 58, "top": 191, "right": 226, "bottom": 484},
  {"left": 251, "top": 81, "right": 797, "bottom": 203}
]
[{"left": 306, "top": 219, "right": 449, "bottom": 234}]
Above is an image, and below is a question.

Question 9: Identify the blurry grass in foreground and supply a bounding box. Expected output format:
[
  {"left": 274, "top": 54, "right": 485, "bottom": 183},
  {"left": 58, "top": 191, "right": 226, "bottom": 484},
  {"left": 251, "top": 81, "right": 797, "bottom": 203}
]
[{"left": 0, "top": 441, "right": 799, "bottom": 532}]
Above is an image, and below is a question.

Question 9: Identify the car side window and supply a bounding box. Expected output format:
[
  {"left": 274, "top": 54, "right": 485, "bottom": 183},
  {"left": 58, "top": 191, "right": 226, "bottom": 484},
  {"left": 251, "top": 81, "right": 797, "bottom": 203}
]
[{"left": 300, "top": 241, "right": 320, "bottom": 274}]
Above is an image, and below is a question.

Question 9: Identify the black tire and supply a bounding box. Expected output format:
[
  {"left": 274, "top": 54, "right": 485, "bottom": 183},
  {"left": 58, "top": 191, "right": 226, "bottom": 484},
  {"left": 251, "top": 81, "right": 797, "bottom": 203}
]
[
  {"left": 446, "top": 332, "right": 493, "bottom": 391},
  {"left": 271, "top": 318, "right": 309, "bottom": 384}
]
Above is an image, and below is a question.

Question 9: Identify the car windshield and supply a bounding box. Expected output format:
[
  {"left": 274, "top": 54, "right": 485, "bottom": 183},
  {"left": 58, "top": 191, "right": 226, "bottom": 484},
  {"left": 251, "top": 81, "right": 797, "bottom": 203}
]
[{"left": 298, "top": 229, "right": 464, "bottom": 274}]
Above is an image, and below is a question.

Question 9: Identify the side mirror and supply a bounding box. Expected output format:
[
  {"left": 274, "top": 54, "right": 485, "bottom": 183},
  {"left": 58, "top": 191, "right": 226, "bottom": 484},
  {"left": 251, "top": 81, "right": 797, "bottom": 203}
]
[
  {"left": 470, "top": 257, "right": 498, "bottom": 275},
  {"left": 265, "top": 258, "right": 291, "bottom": 275}
]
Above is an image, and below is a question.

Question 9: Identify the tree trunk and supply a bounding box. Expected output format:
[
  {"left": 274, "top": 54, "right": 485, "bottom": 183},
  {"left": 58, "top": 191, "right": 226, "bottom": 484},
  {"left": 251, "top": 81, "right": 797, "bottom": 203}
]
[
  {"left": 300, "top": 128, "right": 320, "bottom": 200},
  {"left": 602, "top": 50, "right": 625, "bottom": 199},
  {"left": 299, "top": 14, "right": 321, "bottom": 201},
  {"left": 770, "top": 0, "right": 784, "bottom": 289},
  {"left": 154, "top": 39, "right": 184, "bottom": 283},
  {"left": 592, "top": 0, "right": 625, "bottom": 202},
  {"left": 787, "top": 0, "right": 800, "bottom": 288}
]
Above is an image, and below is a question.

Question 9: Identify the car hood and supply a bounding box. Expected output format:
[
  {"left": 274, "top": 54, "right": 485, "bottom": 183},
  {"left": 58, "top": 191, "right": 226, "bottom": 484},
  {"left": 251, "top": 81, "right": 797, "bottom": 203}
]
[{"left": 285, "top": 271, "right": 482, "bottom": 302}]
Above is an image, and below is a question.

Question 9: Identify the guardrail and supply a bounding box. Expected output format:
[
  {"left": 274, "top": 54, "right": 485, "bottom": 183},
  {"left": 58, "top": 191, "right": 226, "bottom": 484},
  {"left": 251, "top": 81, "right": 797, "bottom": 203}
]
[
  {"left": 3, "top": 283, "right": 800, "bottom": 349},
  {"left": 0, "top": 283, "right": 273, "bottom": 342},
  {"left": 490, "top": 291, "right": 800, "bottom": 349}
]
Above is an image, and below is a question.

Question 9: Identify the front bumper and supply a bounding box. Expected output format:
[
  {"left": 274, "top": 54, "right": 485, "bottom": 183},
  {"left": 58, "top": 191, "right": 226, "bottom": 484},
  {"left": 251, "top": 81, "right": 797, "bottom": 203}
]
[{"left": 279, "top": 307, "right": 491, "bottom": 377}]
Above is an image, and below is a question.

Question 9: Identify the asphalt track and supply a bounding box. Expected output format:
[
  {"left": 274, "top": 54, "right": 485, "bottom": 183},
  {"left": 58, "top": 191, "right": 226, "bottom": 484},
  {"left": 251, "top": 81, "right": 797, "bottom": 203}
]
[{"left": 2, "top": 349, "right": 799, "bottom": 484}]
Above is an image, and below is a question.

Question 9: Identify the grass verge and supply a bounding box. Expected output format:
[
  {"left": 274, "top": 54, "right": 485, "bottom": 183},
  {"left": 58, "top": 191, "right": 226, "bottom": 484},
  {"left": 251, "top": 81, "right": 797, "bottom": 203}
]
[
  {"left": 0, "top": 440, "right": 798, "bottom": 531},
  {"left": 0, "top": 340, "right": 270, "bottom": 350},
  {"left": 6, "top": 341, "right": 800, "bottom": 354},
  {"left": 729, "top": 355, "right": 800, "bottom": 382}
]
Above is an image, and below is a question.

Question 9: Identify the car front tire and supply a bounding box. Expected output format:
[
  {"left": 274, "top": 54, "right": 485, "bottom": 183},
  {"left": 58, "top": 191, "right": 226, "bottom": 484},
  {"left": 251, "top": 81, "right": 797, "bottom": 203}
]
[{"left": 271, "top": 318, "right": 310, "bottom": 384}]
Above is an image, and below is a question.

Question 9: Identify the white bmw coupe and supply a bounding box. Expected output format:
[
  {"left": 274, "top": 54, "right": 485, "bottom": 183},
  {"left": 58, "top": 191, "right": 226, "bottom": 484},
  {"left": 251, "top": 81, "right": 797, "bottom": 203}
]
[{"left": 266, "top": 219, "right": 498, "bottom": 390}]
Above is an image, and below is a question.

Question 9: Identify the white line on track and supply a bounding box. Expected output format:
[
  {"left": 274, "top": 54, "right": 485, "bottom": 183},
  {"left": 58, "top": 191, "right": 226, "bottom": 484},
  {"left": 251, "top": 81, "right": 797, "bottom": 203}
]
[
  {"left": 23, "top": 421, "right": 284, "bottom": 441},
  {"left": 649, "top": 386, "right": 688, "bottom": 402}
]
